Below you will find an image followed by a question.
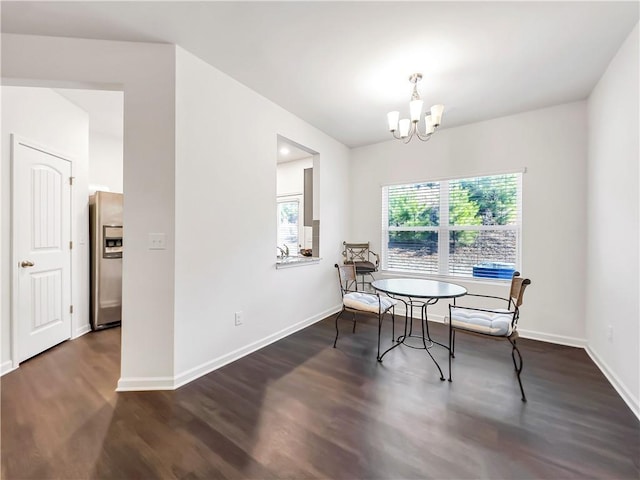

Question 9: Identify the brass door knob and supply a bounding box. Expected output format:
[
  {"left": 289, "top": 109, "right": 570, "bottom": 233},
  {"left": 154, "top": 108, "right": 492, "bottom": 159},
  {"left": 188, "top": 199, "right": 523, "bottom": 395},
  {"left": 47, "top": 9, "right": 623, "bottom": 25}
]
[{"left": 20, "top": 261, "right": 35, "bottom": 268}]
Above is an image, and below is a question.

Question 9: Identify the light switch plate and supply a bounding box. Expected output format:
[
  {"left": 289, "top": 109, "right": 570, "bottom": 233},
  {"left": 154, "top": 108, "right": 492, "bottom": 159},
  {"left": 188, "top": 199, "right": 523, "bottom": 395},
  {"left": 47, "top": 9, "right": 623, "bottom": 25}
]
[{"left": 148, "top": 233, "right": 166, "bottom": 250}]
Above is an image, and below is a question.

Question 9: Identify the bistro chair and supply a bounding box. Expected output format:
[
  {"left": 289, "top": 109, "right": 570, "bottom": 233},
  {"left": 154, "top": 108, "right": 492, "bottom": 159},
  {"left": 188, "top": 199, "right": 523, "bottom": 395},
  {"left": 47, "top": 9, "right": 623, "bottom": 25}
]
[
  {"left": 342, "top": 241, "right": 379, "bottom": 290},
  {"left": 446, "top": 272, "right": 532, "bottom": 401},
  {"left": 334, "top": 263, "right": 397, "bottom": 360}
]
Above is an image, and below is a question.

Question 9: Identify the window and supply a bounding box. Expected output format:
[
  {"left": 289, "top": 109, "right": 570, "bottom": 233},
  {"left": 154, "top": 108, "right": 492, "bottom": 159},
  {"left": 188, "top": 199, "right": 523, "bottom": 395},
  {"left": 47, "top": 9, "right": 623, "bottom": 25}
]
[
  {"left": 277, "top": 195, "right": 302, "bottom": 255},
  {"left": 382, "top": 173, "right": 522, "bottom": 279}
]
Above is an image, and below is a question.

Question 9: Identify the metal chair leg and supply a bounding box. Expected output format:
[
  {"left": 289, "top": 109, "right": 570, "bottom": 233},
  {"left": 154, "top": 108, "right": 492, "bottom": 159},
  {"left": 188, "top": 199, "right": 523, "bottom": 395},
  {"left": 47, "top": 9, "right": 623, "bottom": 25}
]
[
  {"left": 508, "top": 336, "right": 527, "bottom": 402},
  {"left": 451, "top": 329, "right": 456, "bottom": 358},
  {"left": 377, "top": 313, "right": 382, "bottom": 360},
  {"left": 352, "top": 312, "right": 357, "bottom": 333},
  {"left": 391, "top": 308, "right": 395, "bottom": 344},
  {"left": 333, "top": 309, "right": 345, "bottom": 348},
  {"left": 448, "top": 324, "right": 453, "bottom": 382}
]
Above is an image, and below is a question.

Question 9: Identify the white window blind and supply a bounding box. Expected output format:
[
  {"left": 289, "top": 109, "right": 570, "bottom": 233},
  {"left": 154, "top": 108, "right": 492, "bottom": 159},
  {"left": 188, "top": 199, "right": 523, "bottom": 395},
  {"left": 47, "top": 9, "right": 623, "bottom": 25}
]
[{"left": 382, "top": 173, "right": 522, "bottom": 279}]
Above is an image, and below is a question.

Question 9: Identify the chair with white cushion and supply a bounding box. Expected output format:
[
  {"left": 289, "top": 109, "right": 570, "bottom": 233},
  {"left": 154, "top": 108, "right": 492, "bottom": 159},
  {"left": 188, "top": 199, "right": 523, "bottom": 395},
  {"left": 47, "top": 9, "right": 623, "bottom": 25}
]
[
  {"left": 447, "top": 272, "right": 531, "bottom": 401},
  {"left": 334, "top": 263, "right": 397, "bottom": 360}
]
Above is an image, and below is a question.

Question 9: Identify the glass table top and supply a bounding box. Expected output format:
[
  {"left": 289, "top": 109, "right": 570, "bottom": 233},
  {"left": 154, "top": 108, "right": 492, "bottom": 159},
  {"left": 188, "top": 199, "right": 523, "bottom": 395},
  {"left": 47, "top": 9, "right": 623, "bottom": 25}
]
[{"left": 371, "top": 278, "right": 467, "bottom": 299}]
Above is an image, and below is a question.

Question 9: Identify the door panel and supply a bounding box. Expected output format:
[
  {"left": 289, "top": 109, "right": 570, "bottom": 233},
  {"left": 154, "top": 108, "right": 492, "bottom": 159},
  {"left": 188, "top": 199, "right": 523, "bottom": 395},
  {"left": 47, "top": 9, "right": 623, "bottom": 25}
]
[
  {"left": 31, "top": 270, "right": 62, "bottom": 331},
  {"left": 14, "top": 139, "right": 72, "bottom": 363}
]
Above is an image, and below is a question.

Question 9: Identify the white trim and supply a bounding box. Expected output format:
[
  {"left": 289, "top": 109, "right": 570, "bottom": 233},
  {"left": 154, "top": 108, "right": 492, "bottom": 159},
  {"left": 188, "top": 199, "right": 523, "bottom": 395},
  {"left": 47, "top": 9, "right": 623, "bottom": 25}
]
[
  {"left": 380, "top": 167, "right": 527, "bottom": 188},
  {"left": 172, "top": 304, "right": 342, "bottom": 390},
  {"left": 73, "top": 323, "right": 92, "bottom": 339},
  {"left": 378, "top": 308, "right": 588, "bottom": 350},
  {"left": 115, "top": 304, "right": 342, "bottom": 392},
  {"left": 378, "top": 269, "right": 511, "bottom": 287},
  {"left": 517, "top": 329, "right": 587, "bottom": 348},
  {"left": 1, "top": 360, "right": 17, "bottom": 377},
  {"left": 116, "top": 376, "right": 175, "bottom": 391},
  {"left": 585, "top": 346, "right": 640, "bottom": 420}
]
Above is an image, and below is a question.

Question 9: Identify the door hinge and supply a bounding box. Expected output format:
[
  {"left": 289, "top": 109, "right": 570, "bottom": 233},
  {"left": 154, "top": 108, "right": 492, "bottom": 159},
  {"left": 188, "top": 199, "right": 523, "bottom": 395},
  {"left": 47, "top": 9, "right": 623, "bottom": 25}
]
[
  {"left": 70, "top": 305, "right": 74, "bottom": 314},
  {"left": 69, "top": 176, "right": 74, "bottom": 185},
  {"left": 69, "top": 241, "right": 73, "bottom": 250}
]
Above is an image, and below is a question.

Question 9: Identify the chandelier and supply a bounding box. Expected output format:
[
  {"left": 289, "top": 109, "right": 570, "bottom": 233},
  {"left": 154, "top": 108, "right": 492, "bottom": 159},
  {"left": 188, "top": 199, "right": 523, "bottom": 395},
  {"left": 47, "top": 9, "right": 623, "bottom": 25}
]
[{"left": 387, "top": 73, "right": 444, "bottom": 143}]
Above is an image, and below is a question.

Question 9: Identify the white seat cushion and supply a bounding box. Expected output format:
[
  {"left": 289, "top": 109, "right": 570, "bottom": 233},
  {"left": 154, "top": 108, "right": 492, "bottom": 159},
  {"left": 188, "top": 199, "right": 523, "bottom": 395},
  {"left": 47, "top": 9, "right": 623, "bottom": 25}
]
[
  {"left": 343, "top": 292, "right": 397, "bottom": 314},
  {"left": 449, "top": 307, "right": 514, "bottom": 336}
]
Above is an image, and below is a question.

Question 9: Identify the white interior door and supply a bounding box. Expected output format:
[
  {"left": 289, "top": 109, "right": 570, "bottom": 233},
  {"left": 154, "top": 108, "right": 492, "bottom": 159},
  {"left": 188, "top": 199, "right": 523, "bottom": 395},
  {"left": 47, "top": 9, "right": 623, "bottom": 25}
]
[{"left": 13, "top": 137, "right": 72, "bottom": 363}]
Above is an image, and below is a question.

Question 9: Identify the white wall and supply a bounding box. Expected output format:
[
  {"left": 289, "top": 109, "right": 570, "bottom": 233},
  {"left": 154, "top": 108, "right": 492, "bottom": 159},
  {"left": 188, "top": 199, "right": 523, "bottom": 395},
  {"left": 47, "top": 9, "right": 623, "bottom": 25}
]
[
  {"left": 277, "top": 157, "right": 313, "bottom": 195},
  {"left": 2, "top": 34, "right": 177, "bottom": 388},
  {"left": 586, "top": 23, "right": 639, "bottom": 416},
  {"left": 173, "top": 48, "right": 349, "bottom": 383},
  {"left": 1, "top": 86, "right": 90, "bottom": 372},
  {"left": 89, "top": 130, "right": 123, "bottom": 193},
  {"left": 350, "top": 101, "right": 588, "bottom": 345}
]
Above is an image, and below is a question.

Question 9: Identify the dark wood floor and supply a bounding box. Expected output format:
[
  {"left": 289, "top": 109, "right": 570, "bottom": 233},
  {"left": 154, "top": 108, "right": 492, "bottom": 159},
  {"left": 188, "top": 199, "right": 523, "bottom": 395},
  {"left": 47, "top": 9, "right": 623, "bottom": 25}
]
[{"left": 2, "top": 315, "right": 639, "bottom": 479}]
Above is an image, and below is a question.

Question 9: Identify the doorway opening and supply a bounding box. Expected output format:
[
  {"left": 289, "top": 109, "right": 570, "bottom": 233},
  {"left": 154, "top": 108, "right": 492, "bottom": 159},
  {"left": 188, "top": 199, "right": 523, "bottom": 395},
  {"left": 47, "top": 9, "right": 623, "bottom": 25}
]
[
  {"left": 2, "top": 85, "right": 124, "bottom": 381},
  {"left": 276, "top": 135, "right": 319, "bottom": 260}
]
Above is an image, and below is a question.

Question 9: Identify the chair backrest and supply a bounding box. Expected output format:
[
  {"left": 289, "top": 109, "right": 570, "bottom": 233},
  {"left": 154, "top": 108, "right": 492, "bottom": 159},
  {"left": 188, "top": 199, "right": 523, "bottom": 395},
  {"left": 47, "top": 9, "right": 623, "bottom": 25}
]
[
  {"left": 510, "top": 271, "right": 531, "bottom": 308},
  {"left": 335, "top": 263, "right": 358, "bottom": 295},
  {"left": 342, "top": 241, "right": 372, "bottom": 264}
]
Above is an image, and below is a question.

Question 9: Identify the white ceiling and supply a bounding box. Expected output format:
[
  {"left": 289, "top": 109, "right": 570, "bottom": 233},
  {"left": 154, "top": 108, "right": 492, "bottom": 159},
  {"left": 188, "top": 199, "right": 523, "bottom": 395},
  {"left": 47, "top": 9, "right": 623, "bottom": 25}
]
[
  {"left": 2, "top": 1, "right": 638, "bottom": 148},
  {"left": 277, "top": 136, "right": 315, "bottom": 164}
]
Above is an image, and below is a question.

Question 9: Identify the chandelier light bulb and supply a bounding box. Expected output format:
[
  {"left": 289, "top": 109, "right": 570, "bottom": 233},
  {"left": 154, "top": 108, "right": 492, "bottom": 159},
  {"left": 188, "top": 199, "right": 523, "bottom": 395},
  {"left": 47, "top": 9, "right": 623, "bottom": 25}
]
[
  {"left": 425, "top": 115, "right": 435, "bottom": 134},
  {"left": 399, "top": 119, "right": 410, "bottom": 137},
  {"left": 409, "top": 99, "right": 423, "bottom": 122},
  {"left": 430, "top": 104, "right": 445, "bottom": 127},
  {"left": 387, "top": 111, "right": 400, "bottom": 132}
]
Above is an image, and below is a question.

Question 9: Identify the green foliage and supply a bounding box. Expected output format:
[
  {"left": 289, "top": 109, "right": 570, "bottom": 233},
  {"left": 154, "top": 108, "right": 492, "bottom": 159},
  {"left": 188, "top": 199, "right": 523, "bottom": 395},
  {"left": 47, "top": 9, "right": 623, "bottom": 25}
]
[
  {"left": 449, "top": 184, "right": 480, "bottom": 246},
  {"left": 388, "top": 183, "right": 439, "bottom": 227},
  {"left": 278, "top": 202, "right": 298, "bottom": 224},
  {"left": 387, "top": 175, "right": 518, "bottom": 253},
  {"left": 388, "top": 183, "right": 439, "bottom": 247},
  {"left": 458, "top": 175, "right": 518, "bottom": 225}
]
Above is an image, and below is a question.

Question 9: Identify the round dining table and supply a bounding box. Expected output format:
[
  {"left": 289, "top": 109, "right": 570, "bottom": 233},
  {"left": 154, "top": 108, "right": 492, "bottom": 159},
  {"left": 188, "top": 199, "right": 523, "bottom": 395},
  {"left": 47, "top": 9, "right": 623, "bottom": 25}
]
[{"left": 371, "top": 278, "right": 467, "bottom": 380}]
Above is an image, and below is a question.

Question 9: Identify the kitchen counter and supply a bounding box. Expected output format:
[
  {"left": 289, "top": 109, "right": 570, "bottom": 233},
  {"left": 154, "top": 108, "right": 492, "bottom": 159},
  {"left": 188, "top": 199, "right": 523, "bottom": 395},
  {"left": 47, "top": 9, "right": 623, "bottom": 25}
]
[{"left": 276, "top": 255, "right": 322, "bottom": 269}]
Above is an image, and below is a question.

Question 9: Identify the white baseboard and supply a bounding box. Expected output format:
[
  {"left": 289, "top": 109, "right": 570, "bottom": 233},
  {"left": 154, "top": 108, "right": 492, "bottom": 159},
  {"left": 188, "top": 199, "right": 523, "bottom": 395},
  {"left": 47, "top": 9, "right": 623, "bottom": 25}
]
[
  {"left": 172, "top": 304, "right": 342, "bottom": 390},
  {"left": 517, "top": 329, "right": 587, "bottom": 348},
  {"left": 113, "top": 305, "right": 637, "bottom": 421},
  {"left": 395, "top": 307, "right": 588, "bottom": 349},
  {"left": 1, "top": 360, "right": 17, "bottom": 376},
  {"left": 73, "top": 323, "right": 92, "bottom": 339},
  {"left": 585, "top": 346, "right": 639, "bottom": 420},
  {"left": 116, "top": 376, "right": 175, "bottom": 391},
  {"left": 116, "top": 305, "right": 342, "bottom": 392}
]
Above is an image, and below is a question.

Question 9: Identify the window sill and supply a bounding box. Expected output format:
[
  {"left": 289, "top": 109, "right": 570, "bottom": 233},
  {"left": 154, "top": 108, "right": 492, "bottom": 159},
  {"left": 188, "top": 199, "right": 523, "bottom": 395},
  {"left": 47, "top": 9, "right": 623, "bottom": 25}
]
[
  {"left": 379, "top": 269, "right": 511, "bottom": 286},
  {"left": 276, "top": 256, "right": 322, "bottom": 269}
]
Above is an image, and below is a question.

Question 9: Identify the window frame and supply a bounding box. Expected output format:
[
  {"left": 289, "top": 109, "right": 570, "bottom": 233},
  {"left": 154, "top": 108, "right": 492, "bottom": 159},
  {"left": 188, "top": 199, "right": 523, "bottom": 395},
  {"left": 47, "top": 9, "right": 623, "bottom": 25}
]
[
  {"left": 277, "top": 194, "right": 303, "bottom": 254},
  {"left": 381, "top": 171, "right": 523, "bottom": 281}
]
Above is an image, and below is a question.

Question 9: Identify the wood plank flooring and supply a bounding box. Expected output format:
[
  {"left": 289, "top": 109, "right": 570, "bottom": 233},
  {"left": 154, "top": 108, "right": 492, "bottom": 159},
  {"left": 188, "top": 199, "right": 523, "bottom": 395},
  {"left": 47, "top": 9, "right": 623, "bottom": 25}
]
[{"left": 2, "top": 315, "right": 639, "bottom": 479}]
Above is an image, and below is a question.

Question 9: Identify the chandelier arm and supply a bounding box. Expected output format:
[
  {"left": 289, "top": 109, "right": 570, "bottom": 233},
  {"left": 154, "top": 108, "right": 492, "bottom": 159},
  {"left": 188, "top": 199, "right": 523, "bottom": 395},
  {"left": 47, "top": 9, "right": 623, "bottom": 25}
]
[
  {"left": 402, "top": 124, "right": 417, "bottom": 144},
  {"left": 414, "top": 131, "right": 434, "bottom": 142}
]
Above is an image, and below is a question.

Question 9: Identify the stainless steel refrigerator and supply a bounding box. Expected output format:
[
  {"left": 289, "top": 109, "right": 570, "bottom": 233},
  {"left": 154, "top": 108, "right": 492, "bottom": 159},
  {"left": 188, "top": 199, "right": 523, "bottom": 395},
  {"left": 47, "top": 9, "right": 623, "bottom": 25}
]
[{"left": 89, "top": 191, "right": 123, "bottom": 330}]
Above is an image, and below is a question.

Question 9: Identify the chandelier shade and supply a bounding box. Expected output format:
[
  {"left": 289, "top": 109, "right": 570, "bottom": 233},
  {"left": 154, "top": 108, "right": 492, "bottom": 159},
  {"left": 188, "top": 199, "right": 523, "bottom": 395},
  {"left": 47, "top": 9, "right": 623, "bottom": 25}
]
[{"left": 387, "top": 73, "right": 444, "bottom": 143}]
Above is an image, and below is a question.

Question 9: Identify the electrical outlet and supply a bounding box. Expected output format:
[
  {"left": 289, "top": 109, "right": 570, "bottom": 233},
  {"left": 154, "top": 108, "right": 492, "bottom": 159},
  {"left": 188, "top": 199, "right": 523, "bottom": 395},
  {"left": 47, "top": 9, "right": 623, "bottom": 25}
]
[
  {"left": 148, "top": 233, "right": 166, "bottom": 250},
  {"left": 607, "top": 325, "right": 614, "bottom": 341},
  {"left": 234, "top": 311, "right": 243, "bottom": 326}
]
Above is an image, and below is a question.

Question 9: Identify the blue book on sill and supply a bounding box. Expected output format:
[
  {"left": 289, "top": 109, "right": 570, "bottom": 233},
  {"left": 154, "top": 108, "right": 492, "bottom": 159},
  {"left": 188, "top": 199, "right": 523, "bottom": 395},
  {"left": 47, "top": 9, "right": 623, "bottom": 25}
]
[{"left": 472, "top": 262, "right": 516, "bottom": 279}]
